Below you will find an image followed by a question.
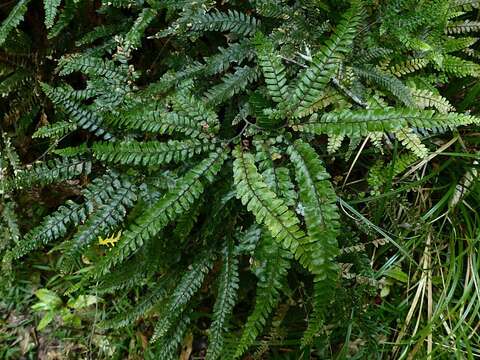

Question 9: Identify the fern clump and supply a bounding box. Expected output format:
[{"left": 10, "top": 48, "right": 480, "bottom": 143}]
[{"left": 2, "top": 0, "right": 480, "bottom": 358}]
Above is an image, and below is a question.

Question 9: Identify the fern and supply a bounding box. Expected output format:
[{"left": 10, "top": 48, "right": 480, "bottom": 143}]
[
  {"left": 43, "top": 0, "right": 62, "bottom": 28},
  {"left": 93, "top": 150, "right": 226, "bottom": 277},
  {"left": 5, "top": 0, "right": 480, "bottom": 358},
  {"left": 92, "top": 139, "right": 217, "bottom": 166},
  {"left": 291, "top": 0, "right": 364, "bottom": 117},
  {"left": 190, "top": 10, "right": 260, "bottom": 36},
  {"left": 233, "top": 147, "right": 306, "bottom": 264},
  {"left": 205, "top": 66, "right": 259, "bottom": 105},
  {"left": 206, "top": 240, "right": 239, "bottom": 360},
  {"left": 6, "top": 157, "right": 91, "bottom": 191},
  {"left": 151, "top": 251, "right": 215, "bottom": 341},
  {"left": 255, "top": 34, "right": 289, "bottom": 105},
  {"left": 0, "top": 0, "right": 31, "bottom": 46},
  {"left": 233, "top": 233, "right": 291, "bottom": 358},
  {"left": 293, "top": 109, "right": 480, "bottom": 137},
  {"left": 287, "top": 140, "right": 340, "bottom": 281}
]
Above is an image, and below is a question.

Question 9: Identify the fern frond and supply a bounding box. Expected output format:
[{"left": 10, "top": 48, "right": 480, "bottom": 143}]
[
  {"left": 190, "top": 10, "right": 260, "bottom": 36},
  {"left": 233, "top": 233, "right": 291, "bottom": 358},
  {"left": 293, "top": 109, "right": 480, "bottom": 137},
  {"left": 0, "top": 70, "right": 32, "bottom": 97},
  {"left": 262, "top": 166, "right": 296, "bottom": 208},
  {"left": 255, "top": 34, "right": 289, "bottom": 105},
  {"left": 444, "top": 36, "right": 478, "bottom": 52},
  {"left": 389, "top": 58, "right": 430, "bottom": 77},
  {"left": 61, "top": 179, "right": 138, "bottom": 272},
  {"left": 8, "top": 200, "right": 86, "bottom": 260},
  {"left": 47, "top": 0, "right": 78, "bottom": 39},
  {"left": 287, "top": 140, "right": 340, "bottom": 281},
  {"left": 124, "top": 8, "right": 157, "bottom": 50},
  {"left": 354, "top": 66, "right": 414, "bottom": 106},
  {"left": 446, "top": 20, "right": 480, "bottom": 34},
  {"left": 411, "top": 88, "right": 454, "bottom": 113},
  {"left": 92, "top": 140, "right": 217, "bottom": 166},
  {"left": 204, "top": 40, "right": 254, "bottom": 75},
  {"left": 171, "top": 91, "right": 219, "bottom": 133},
  {"left": 152, "top": 310, "right": 192, "bottom": 360},
  {"left": 41, "top": 83, "right": 115, "bottom": 140},
  {"left": 0, "top": 0, "right": 31, "bottom": 46},
  {"left": 395, "top": 128, "right": 429, "bottom": 158},
  {"left": 368, "top": 153, "right": 418, "bottom": 193},
  {"left": 6, "top": 157, "right": 91, "bottom": 191},
  {"left": 57, "top": 54, "right": 125, "bottom": 80},
  {"left": 119, "top": 110, "right": 206, "bottom": 138},
  {"left": 233, "top": 147, "right": 306, "bottom": 262},
  {"left": 32, "top": 121, "right": 77, "bottom": 139},
  {"left": 44, "top": 0, "right": 61, "bottom": 28},
  {"left": 151, "top": 251, "right": 215, "bottom": 342},
  {"left": 327, "top": 134, "right": 345, "bottom": 154},
  {"left": 291, "top": 0, "right": 364, "bottom": 117},
  {"left": 438, "top": 55, "right": 480, "bottom": 77},
  {"left": 76, "top": 24, "right": 128, "bottom": 47},
  {"left": 206, "top": 241, "right": 239, "bottom": 360},
  {"left": 0, "top": 202, "right": 20, "bottom": 248},
  {"left": 205, "top": 66, "right": 259, "bottom": 106},
  {"left": 101, "top": 275, "right": 174, "bottom": 329}
]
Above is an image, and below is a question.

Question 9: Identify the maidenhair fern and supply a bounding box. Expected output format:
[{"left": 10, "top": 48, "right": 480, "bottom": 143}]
[{"left": 3, "top": 0, "right": 480, "bottom": 357}]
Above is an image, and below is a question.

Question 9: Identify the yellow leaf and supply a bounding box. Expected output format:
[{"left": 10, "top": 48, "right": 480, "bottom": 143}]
[{"left": 98, "top": 231, "right": 122, "bottom": 248}]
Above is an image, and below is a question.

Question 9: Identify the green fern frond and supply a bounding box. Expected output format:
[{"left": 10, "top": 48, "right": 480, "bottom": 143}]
[
  {"left": 293, "top": 109, "right": 480, "bottom": 137},
  {"left": 0, "top": 70, "right": 32, "bottom": 97},
  {"left": 0, "top": 0, "right": 31, "bottom": 46},
  {"left": 204, "top": 40, "right": 254, "bottom": 76},
  {"left": 76, "top": 24, "right": 129, "bottom": 47},
  {"left": 291, "top": 0, "right": 364, "bottom": 117},
  {"left": 101, "top": 275, "right": 174, "bottom": 329},
  {"left": 255, "top": 34, "right": 289, "bottom": 105},
  {"left": 446, "top": 20, "right": 480, "bottom": 34},
  {"left": 8, "top": 200, "right": 86, "bottom": 260},
  {"left": 327, "top": 134, "right": 345, "bottom": 154},
  {"left": 171, "top": 91, "right": 219, "bottom": 133},
  {"left": 205, "top": 66, "right": 259, "bottom": 106},
  {"left": 124, "top": 8, "right": 157, "bottom": 50},
  {"left": 287, "top": 139, "right": 340, "bottom": 281},
  {"left": 0, "top": 202, "right": 20, "bottom": 247},
  {"left": 443, "top": 36, "right": 478, "bottom": 52},
  {"left": 151, "top": 251, "right": 215, "bottom": 342},
  {"left": 389, "top": 58, "right": 430, "bottom": 77},
  {"left": 233, "top": 146, "right": 305, "bottom": 262},
  {"left": 206, "top": 241, "right": 239, "bottom": 360},
  {"left": 116, "top": 109, "right": 207, "bottom": 138},
  {"left": 44, "top": 0, "right": 61, "bottom": 28},
  {"left": 354, "top": 66, "right": 414, "bottom": 106},
  {"left": 190, "top": 9, "right": 260, "bottom": 36},
  {"left": 6, "top": 157, "right": 91, "bottom": 191},
  {"left": 151, "top": 310, "right": 192, "bottom": 360},
  {"left": 411, "top": 88, "right": 455, "bottom": 113},
  {"left": 41, "top": 83, "right": 115, "bottom": 140},
  {"left": 47, "top": 0, "right": 78, "bottom": 39},
  {"left": 60, "top": 179, "right": 138, "bottom": 272},
  {"left": 368, "top": 153, "right": 418, "bottom": 193},
  {"left": 262, "top": 166, "right": 297, "bottom": 208},
  {"left": 233, "top": 233, "right": 291, "bottom": 359},
  {"left": 92, "top": 140, "right": 217, "bottom": 166},
  {"left": 395, "top": 128, "right": 429, "bottom": 158},
  {"left": 32, "top": 121, "right": 77, "bottom": 139},
  {"left": 57, "top": 54, "right": 125, "bottom": 79},
  {"left": 437, "top": 54, "right": 480, "bottom": 77}
]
